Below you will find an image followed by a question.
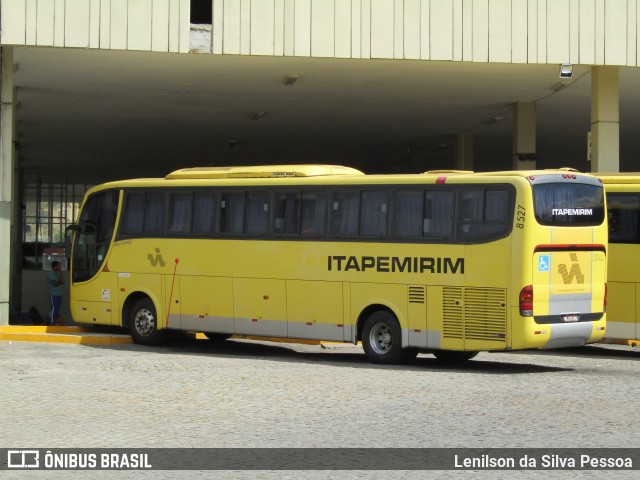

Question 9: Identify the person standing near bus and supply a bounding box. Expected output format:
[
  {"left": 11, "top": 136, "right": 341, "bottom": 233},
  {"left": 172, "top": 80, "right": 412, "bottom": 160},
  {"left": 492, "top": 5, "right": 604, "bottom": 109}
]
[{"left": 47, "top": 260, "right": 65, "bottom": 326}]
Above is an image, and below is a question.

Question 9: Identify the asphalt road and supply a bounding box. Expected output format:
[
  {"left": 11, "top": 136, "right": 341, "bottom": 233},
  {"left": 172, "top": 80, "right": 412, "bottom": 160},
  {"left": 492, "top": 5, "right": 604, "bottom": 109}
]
[{"left": 1, "top": 338, "right": 638, "bottom": 479}]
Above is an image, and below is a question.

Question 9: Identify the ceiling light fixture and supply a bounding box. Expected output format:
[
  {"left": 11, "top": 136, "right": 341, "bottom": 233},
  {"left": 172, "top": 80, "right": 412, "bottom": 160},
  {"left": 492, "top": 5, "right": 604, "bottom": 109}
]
[
  {"left": 559, "top": 64, "right": 574, "bottom": 79},
  {"left": 282, "top": 74, "right": 299, "bottom": 86}
]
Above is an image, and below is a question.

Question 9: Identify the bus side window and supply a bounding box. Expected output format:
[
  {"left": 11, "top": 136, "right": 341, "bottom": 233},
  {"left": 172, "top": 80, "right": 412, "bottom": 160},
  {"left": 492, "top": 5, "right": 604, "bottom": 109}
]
[
  {"left": 168, "top": 193, "right": 192, "bottom": 234},
  {"left": 144, "top": 193, "right": 165, "bottom": 234},
  {"left": 482, "top": 190, "right": 510, "bottom": 235},
  {"left": 274, "top": 192, "right": 300, "bottom": 235},
  {"left": 245, "top": 191, "right": 269, "bottom": 235},
  {"left": 330, "top": 191, "right": 359, "bottom": 237},
  {"left": 457, "top": 189, "right": 509, "bottom": 239},
  {"left": 360, "top": 191, "right": 388, "bottom": 238},
  {"left": 425, "top": 190, "right": 454, "bottom": 239},
  {"left": 301, "top": 192, "right": 327, "bottom": 236},
  {"left": 193, "top": 192, "right": 217, "bottom": 235},
  {"left": 608, "top": 194, "right": 640, "bottom": 243},
  {"left": 394, "top": 191, "right": 423, "bottom": 239},
  {"left": 121, "top": 193, "right": 145, "bottom": 235},
  {"left": 220, "top": 192, "right": 245, "bottom": 234},
  {"left": 457, "top": 190, "right": 484, "bottom": 237}
]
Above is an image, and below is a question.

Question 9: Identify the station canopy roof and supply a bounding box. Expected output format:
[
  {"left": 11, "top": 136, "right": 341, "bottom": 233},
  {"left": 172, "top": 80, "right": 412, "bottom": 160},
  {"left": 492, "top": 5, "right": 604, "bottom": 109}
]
[{"left": 12, "top": 46, "right": 640, "bottom": 183}]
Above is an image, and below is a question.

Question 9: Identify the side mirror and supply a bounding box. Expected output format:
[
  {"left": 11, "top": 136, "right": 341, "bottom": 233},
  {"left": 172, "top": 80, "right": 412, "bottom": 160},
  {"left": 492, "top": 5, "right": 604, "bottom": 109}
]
[{"left": 64, "top": 225, "right": 77, "bottom": 257}]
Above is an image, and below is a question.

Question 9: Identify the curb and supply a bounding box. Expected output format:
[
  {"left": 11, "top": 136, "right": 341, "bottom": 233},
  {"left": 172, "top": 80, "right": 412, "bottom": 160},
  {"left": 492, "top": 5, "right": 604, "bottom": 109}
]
[
  {"left": 0, "top": 325, "right": 133, "bottom": 345},
  {"left": 0, "top": 326, "right": 325, "bottom": 347}
]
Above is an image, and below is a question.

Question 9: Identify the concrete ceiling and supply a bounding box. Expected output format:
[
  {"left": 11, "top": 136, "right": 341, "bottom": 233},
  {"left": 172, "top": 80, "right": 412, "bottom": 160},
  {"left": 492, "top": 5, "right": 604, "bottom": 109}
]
[{"left": 12, "top": 46, "right": 640, "bottom": 183}]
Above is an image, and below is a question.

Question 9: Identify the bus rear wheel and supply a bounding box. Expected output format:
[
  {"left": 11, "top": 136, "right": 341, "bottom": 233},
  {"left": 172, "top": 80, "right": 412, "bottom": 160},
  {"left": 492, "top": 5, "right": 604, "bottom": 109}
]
[
  {"left": 129, "top": 298, "right": 166, "bottom": 346},
  {"left": 432, "top": 350, "right": 478, "bottom": 363},
  {"left": 362, "top": 311, "right": 411, "bottom": 364}
]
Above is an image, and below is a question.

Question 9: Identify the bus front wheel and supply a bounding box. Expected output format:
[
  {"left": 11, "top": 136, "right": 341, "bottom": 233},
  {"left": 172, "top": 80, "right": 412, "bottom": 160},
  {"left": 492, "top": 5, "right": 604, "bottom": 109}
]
[
  {"left": 362, "top": 311, "right": 411, "bottom": 364},
  {"left": 129, "top": 298, "right": 166, "bottom": 346}
]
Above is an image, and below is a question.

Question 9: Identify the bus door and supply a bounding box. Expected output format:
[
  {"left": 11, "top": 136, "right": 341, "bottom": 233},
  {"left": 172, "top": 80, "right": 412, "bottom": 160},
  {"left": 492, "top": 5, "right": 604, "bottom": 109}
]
[{"left": 70, "top": 191, "right": 119, "bottom": 326}]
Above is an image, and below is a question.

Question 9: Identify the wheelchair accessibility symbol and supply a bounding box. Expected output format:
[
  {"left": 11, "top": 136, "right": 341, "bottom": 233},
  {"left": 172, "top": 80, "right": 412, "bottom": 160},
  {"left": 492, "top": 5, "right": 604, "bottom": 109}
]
[{"left": 538, "top": 255, "right": 550, "bottom": 272}]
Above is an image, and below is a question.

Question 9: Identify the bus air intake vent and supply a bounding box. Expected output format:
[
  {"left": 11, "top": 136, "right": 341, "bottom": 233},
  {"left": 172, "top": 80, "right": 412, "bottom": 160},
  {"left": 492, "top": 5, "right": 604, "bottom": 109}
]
[
  {"left": 443, "top": 287, "right": 464, "bottom": 339},
  {"left": 408, "top": 285, "right": 426, "bottom": 304},
  {"left": 463, "top": 288, "right": 507, "bottom": 342},
  {"left": 443, "top": 287, "right": 507, "bottom": 341}
]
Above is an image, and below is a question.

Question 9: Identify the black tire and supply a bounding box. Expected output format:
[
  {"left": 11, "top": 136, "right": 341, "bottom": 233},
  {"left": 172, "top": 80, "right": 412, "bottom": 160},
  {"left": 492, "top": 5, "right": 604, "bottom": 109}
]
[
  {"left": 432, "top": 350, "right": 479, "bottom": 363},
  {"left": 362, "top": 311, "right": 410, "bottom": 364},
  {"left": 129, "top": 298, "right": 166, "bottom": 346},
  {"left": 202, "top": 332, "right": 232, "bottom": 342}
]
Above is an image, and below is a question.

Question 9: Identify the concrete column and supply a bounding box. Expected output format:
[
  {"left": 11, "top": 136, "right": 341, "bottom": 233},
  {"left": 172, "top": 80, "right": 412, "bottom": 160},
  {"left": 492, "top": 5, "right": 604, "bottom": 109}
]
[
  {"left": 455, "top": 133, "right": 474, "bottom": 171},
  {"left": 0, "top": 47, "right": 16, "bottom": 324},
  {"left": 591, "top": 66, "right": 619, "bottom": 172},
  {"left": 512, "top": 102, "right": 537, "bottom": 170}
]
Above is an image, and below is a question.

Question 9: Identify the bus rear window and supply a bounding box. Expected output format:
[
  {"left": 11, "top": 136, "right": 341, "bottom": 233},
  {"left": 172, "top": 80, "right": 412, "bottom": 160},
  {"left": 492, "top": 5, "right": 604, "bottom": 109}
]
[{"left": 533, "top": 183, "right": 605, "bottom": 226}]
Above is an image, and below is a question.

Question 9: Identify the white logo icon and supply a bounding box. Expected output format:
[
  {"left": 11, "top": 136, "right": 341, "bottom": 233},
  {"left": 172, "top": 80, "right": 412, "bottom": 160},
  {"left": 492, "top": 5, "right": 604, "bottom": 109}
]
[{"left": 7, "top": 450, "right": 40, "bottom": 468}]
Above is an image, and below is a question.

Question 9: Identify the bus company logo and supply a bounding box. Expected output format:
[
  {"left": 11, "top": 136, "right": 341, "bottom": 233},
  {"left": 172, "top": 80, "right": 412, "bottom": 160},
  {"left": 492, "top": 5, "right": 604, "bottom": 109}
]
[
  {"left": 552, "top": 208, "right": 593, "bottom": 216},
  {"left": 7, "top": 450, "right": 39, "bottom": 469},
  {"left": 147, "top": 248, "right": 165, "bottom": 267},
  {"left": 327, "top": 255, "right": 464, "bottom": 274},
  {"left": 558, "top": 253, "right": 584, "bottom": 284}
]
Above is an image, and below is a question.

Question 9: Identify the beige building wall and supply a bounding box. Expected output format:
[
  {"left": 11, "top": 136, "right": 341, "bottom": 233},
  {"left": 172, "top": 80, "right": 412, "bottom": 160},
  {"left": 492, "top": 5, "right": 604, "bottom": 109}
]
[
  {"left": 1, "top": 0, "right": 639, "bottom": 66},
  {"left": 0, "top": 0, "right": 191, "bottom": 52}
]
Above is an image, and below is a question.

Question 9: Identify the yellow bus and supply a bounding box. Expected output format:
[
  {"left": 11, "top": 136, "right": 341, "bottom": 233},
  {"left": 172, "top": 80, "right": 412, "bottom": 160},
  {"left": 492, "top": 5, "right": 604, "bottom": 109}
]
[
  {"left": 67, "top": 165, "right": 608, "bottom": 363},
  {"left": 598, "top": 174, "right": 640, "bottom": 345}
]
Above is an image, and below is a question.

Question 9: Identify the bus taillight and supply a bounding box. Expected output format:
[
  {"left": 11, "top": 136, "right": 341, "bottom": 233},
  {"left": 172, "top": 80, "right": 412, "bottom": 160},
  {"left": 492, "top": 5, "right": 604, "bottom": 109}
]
[
  {"left": 604, "top": 283, "right": 607, "bottom": 312},
  {"left": 519, "top": 285, "right": 533, "bottom": 317}
]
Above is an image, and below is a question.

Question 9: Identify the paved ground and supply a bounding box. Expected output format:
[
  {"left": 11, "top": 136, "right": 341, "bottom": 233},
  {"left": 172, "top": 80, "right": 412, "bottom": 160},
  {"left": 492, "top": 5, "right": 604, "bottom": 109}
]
[{"left": 1, "top": 338, "right": 638, "bottom": 479}]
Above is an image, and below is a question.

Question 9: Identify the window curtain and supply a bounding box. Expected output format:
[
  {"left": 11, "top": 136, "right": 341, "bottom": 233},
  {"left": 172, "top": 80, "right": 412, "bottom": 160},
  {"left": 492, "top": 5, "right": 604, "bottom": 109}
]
[
  {"left": 169, "top": 194, "right": 192, "bottom": 233},
  {"left": 193, "top": 192, "right": 216, "bottom": 234},
  {"left": 394, "top": 191, "right": 422, "bottom": 238},
  {"left": 245, "top": 192, "right": 269, "bottom": 235},
  {"left": 275, "top": 193, "right": 300, "bottom": 234},
  {"left": 534, "top": 184, "right": 575, "bottom": 224},
  {"left": 427, "top": 191, "right": 454, "bottom": 238},
  {"left": 302, "top": 193, "right": 327, "bottom": 235},
  {"left": 122, "top": 194, "right": 145, "bottom": 233},
  {"left": 221, "top": 193, "right": 245, "bottom": 234},
  {"left": 485, "top": 191, "right": 508, "bottom": 222},
  {"left": 331, "top": 193, "right": 359, "bottom": 236},
  {"left": 360, "top": 191, "right": 388, "bottom": 237},
  {"left": 144, "top": 194, "right": 165, "bottom": 234}
]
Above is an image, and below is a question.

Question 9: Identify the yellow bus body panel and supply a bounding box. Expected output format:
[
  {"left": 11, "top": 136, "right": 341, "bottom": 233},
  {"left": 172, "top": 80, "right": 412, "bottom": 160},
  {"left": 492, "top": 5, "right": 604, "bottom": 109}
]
[{"left": 598, "top": 174, "right": 640, "bottom": 341}]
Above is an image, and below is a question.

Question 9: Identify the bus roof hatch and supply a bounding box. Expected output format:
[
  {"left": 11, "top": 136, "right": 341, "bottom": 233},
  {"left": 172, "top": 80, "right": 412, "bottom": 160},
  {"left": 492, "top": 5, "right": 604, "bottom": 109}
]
[{"left": 165, "top": 165, "right": 365, "bottom": 179}]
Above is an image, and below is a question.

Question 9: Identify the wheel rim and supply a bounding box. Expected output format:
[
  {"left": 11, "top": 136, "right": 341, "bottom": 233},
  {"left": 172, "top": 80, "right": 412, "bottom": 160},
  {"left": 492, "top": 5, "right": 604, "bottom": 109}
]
[
  {"left": 134, "top": 308, "right": 155, "bottom": 337},
  {"left": 369, "top": 321, "right": 393, "bottom": 355}
]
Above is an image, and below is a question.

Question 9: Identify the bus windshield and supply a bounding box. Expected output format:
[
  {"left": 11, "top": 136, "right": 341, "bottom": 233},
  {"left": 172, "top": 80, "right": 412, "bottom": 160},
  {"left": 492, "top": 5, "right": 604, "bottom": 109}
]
[
  {"left": 532, "top": 183, "right": 605, "bottom": 226},
  {"left": 72, "top": 190, "right": 119, "bottom": 282}
]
